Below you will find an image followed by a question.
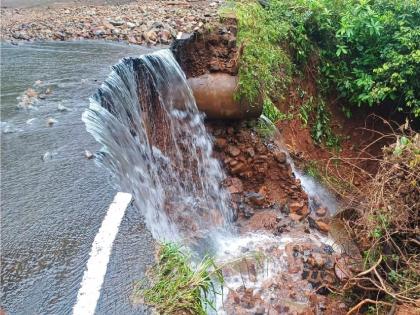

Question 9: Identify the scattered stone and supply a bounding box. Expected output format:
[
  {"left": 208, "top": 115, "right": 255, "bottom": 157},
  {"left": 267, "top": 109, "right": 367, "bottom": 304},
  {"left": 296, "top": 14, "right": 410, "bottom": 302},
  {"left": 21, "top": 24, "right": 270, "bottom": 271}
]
[
  {"left": 108, "top": 19, "right": 125, "bottom": 26},
  {"left": 84, "top": 150, "right": 94, "bottom": 160},
  {"left": 290, "top": 213, "right": 303, "bottom": 222},
  {"left": 274, "top": 151, "right": 287, "bottom": 163},
  {"left": 246, "top": 192, "right": 265, "bottom": 207},
  {"left": 227, "top": 177, "right": 243, "bottom": 194},
  {"left": 244, "top": 147, "right": 255, "bottom": 157},
  {"left": 214, "top": 137, "right": 227, "bottom": 150},
  {"left": 231, "top": 162, "right": 246, "bottom": 174},
  {"left": 227, "top": 145, "right": 241, "bottom": 157},
  {"left": 57, "top": 104, "right": 70, "bottom": 112},
  {"left": 315, "top": 206, "right": 327, "bottom": 217},
  {"left": 47, "top": 117, "right": 57, "bottom": 127}
]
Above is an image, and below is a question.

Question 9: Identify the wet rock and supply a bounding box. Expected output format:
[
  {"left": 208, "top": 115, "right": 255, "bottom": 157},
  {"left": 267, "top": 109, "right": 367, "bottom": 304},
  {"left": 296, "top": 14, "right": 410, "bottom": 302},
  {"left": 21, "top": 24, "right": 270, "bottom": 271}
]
[
  {"left": 308, "top": 217, "right": 330, "bottom": 233},
  {"left": 322, "top": 244, "right": 334, "bottom": 255},
  {"left": 315, "top": 206, "right": 327, "bottom": 217},
  {"left": 316, "top": 220, "right": 330, "bottom": 233},
  {"left": 280, "top": 203, "right": 290, "bottom": 214},
  {"left": 246, "top": 192, "right": 265, "bottom": 207},
  {"left": 160, "top": 29, "right": 172, "bottom": 43},
  {"left": 84, "top": 150, "right": 94, "bottom": 160},
  {"left": 227, "top": 177, "right": 243, "bottom": 194},
  {"left": 243, "top": 207, "right": 255, "bottom": 219},
  {"left": 258, "top": 185, "right": 268, "bottom": 198},
  {"left": 244, "top": 147, "right": 255, "bottom": 157},
  {"left": 289, "top": 201, "right": 309, "bottom": 217},
  {"left": 290, "top": 213, "right": 303, "bottom": 222},
  {"left": 25, "top": 88, "right": 38, "bottom": 98},
  {"left": 231, "top": 162, "right": 246, "bottom": 175},
  {"left": 214, "top": 137, "right": 227, "bottom": 150},
  {"left": 57, "top": 104, "right": 70, "bottom": 112},
  {"left": 227, "top": 145, "right": 241, "bottom": 157},
  {"left": 310, "top": 253, "right": 325, "bottom": 267},
  {"left": 144, "top": 30, "right": 157, "bottom": 43},
  {"left": 289, "top": 201, "right": 304, "bottom": 213},
  {"left": 47, "top": 117, "right": 57, "bottom": 127},
  {"left": 274, "top": 151, "right": 287, "bottom": 163}
]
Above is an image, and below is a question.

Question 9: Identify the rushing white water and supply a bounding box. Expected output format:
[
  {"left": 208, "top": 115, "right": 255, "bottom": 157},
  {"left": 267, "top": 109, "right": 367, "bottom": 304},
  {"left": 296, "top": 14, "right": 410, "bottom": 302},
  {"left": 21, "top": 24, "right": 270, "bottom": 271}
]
[{"left": 82, "top": 49, "right": 232, "bottom": 242}]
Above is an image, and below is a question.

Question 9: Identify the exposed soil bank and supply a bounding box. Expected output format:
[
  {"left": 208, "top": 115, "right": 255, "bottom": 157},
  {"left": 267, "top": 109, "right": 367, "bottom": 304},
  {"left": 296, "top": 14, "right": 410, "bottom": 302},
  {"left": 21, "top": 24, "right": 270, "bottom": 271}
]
[
  {"left": 171, "top": 20, "right": 263, "bottom": 119},
  {"left": 206, "top": 121, "right": 356, "bottom": 314}
]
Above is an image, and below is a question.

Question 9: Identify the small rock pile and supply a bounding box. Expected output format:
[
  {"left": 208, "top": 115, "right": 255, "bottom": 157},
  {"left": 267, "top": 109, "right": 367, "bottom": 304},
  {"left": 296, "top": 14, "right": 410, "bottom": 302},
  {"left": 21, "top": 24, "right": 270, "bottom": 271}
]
[
  {"left": 208, "top": 121, "right": 353, "bottom": 314},
  {"left": 1, "top": 0, "right": 224, "bottom": 45},
  {"left": 208, "top": 121, "right": 332, "bottom": 231}
]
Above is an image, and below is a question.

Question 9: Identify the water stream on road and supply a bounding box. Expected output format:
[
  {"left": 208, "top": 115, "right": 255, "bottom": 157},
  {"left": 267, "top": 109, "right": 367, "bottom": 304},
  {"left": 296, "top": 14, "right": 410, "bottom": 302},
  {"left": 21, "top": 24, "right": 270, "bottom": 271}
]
[{"left": 1, "top": 41, "right": 157, "bottom": 315}]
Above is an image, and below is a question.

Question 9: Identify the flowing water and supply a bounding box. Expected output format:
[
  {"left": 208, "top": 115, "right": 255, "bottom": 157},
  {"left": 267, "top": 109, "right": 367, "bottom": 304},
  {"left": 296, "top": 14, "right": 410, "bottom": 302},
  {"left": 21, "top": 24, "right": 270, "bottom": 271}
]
[
  {"left": 1, "top": 41, "right": 157, "bottom": 315},
  {"left": 83, "top": 49, "right": 233, "bottom": 243},
  {"left": 1, "top": 40, "right": 342, "bottom": 314},
  {"left": 83, "top": 48, "right": 342, "bottom": 313},
  {"left": 259, "top": 115, "right": 339, "bottom": 213}
]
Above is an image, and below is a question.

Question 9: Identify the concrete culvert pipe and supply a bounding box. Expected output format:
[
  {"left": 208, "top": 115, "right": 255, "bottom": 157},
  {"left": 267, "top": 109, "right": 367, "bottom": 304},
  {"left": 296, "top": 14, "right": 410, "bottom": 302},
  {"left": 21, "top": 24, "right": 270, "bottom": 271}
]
[{"left": 187, "top": 73, "right": 262, "bottom": 120}]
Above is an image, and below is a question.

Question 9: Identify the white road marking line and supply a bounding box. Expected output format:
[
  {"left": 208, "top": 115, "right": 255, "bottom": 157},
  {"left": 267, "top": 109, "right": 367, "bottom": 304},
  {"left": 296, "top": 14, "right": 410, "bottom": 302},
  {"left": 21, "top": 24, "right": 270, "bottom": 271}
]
[{"left": 73, "top": 192, "right": 133, "bottom": 315}]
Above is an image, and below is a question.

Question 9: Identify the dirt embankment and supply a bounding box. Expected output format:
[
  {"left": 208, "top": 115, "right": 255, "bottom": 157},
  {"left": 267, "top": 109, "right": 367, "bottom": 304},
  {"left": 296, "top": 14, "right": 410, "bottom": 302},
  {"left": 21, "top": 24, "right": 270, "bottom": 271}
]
[{"left": 207, "top": 120, "right": 357, "bottom": 314}]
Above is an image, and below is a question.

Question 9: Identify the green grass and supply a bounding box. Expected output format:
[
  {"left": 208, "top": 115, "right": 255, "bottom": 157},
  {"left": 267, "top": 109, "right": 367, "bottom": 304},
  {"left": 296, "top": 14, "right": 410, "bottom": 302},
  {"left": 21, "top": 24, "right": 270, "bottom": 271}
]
[{"left": 133, "top": 243, "right": 224, "bottom": 315}]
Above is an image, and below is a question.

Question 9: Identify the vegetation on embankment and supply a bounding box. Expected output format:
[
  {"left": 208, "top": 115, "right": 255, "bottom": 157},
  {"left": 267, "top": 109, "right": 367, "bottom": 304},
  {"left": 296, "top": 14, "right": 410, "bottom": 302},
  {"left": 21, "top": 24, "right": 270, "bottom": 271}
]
[
  {"left": 133, "top": 243, "right": 223, "bottom": 315},
  {"left": 227, "top": 0, "right": 420, "bottom": 312},
  {"left": 227, "top": 0, "right": 419, "bottom": 147}
]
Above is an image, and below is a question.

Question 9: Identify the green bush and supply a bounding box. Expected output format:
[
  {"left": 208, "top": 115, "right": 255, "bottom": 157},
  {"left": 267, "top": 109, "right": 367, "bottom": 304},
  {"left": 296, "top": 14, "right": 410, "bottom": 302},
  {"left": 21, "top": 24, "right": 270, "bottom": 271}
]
[
  {"left": 321, "top": 0, "right": 420, "bottom": 117},
  {"left": 232, "top": 0, "right": 420, "bottom": 121}
]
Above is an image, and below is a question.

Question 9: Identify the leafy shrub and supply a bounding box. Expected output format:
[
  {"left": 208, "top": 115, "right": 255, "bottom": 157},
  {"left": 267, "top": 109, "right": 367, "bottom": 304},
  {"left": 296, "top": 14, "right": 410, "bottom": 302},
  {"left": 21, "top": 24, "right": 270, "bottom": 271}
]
[
  {"left": 321, "top": 0, "right": 420, "bottom": 117},
  {"left": 232, "top": 0, "right": 420, "bottom": 122}
]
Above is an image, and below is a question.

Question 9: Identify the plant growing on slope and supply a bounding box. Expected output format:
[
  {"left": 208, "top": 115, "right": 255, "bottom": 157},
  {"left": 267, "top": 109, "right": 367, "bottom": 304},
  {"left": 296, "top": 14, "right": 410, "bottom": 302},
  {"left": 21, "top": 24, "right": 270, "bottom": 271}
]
[
  {"left": 133, "top": 242, "right": 224, "bottom": 315},
  {"left": 343, "top": 130, "right": 420, "bottom": 313}
]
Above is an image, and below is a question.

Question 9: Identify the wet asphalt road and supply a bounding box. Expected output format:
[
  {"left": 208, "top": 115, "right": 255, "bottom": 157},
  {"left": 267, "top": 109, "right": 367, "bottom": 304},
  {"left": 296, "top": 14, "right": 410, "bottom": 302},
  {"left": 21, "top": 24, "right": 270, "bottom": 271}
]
[{"left": 1, "top": 41, "right": 155, "bottom": 315}]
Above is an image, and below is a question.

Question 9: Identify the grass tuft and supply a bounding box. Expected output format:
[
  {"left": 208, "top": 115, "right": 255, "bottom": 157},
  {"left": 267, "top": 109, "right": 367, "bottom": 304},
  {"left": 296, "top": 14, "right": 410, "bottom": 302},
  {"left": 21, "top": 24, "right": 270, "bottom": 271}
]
[{"left": 133, "top": 242, "right": 224, "bottom": 315}]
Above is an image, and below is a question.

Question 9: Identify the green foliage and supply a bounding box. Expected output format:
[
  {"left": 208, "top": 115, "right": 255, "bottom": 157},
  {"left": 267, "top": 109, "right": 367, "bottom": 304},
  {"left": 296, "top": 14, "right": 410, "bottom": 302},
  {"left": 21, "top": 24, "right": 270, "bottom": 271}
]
[
  {"left": 322, "top": 0, "right": 420, "bottom": 117},
  {"left": 298, "top": 96, "right": 314, "bottom": 126},
  {"left": 133, "top": 243, "right": 223, "bottom": 315},
  {"left": 233, "top": 1, "right": 292, "bottom": 105},
  {"left": 311, "top": 100, "right": 341, "bottom": 149},
  {"left": 233, "top": 0, "right": 420, "bottom": 122},
  {"left": 262, "top": 98, "right": 283, "bottom": 122}
]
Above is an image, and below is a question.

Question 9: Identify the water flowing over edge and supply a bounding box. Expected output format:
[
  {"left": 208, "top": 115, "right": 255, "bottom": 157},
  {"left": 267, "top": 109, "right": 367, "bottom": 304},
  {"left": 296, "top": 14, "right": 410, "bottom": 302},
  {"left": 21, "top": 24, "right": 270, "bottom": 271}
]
[{"left": 82, "top": 49, "right": 233, "bottom": 244}]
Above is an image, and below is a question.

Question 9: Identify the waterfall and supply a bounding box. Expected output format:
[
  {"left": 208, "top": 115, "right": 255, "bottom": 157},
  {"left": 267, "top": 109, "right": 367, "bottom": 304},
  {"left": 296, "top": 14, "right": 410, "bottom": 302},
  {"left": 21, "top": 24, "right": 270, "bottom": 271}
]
[{"left": 82, "top": 49, "right": 232, "bottom": 242}]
